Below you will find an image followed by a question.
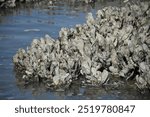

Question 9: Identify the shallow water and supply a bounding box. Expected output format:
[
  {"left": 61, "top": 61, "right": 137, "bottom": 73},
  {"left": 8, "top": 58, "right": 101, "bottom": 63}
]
[{"left": 0, "top": 0, "right": 150, "bottom": 100}]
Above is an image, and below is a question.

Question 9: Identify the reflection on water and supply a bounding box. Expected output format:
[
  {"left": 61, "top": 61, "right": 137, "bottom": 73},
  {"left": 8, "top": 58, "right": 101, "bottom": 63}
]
[
  {"left": 0, "top": 0, "right": 150, "bottom": 99},
  {"left": 15, "top": 78, "right": 150, "bottom": 99}
]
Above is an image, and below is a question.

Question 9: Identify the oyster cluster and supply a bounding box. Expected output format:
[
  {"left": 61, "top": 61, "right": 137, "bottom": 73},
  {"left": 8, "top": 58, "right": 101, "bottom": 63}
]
[
  {"left": 0, "top": 0, "right": 40, "bottom": 8},
  {"left": 0, "top": 0, "right": 97, "bottom": 8},
  {"left": 13, "top": 1, "right": 150, "bottom": 90}
]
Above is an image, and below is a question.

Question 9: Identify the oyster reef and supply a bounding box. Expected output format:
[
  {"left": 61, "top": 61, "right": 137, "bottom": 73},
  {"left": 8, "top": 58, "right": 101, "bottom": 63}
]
[{"left": 13, "top": 1, "right": 150, "bottom": 92}]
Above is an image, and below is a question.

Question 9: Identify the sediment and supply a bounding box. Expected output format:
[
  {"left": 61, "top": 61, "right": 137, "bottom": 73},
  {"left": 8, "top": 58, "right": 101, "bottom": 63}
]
[{"left": 13, "top": 1, "right": 150, "bottom": 91}]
